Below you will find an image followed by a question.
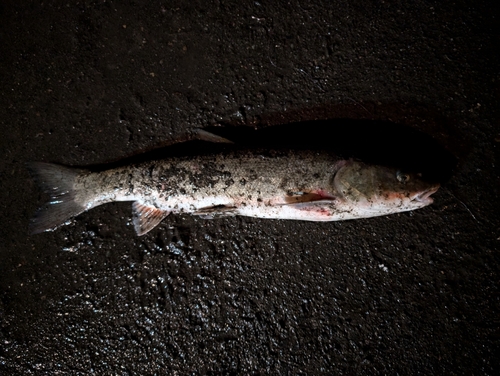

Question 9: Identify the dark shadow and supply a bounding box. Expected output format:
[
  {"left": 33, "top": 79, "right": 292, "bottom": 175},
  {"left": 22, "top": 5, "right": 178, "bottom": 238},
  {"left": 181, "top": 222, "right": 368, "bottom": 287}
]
[
  {"left": 85, "top": 119, "right": 456, "bottom": 184},
  {"left": 203, "top": 120, "right": 457, "bottom": 183}
]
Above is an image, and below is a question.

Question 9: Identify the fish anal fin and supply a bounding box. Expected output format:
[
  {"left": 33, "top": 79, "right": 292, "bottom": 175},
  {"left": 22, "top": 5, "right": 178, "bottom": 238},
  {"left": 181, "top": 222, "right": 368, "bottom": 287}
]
[
  {"left": 284, "top": 189, "right": 337, "bottom": 204},
  {"left": 132, "top": 202, "right": 169, "bottom": 236}
]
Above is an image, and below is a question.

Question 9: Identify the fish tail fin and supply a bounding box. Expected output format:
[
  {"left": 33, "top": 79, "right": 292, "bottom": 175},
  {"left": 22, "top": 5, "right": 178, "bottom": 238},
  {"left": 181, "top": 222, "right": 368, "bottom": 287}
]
[{"left": 28, "top": 162, "right": 89, "bottom": 234}]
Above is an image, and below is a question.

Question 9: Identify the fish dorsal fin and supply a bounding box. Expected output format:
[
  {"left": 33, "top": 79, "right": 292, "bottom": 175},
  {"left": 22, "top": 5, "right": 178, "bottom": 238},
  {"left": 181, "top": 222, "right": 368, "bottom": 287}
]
[
  {"left": 132, "top": 202, "right": 169, "bottom": 236},
  {"left": 191, "top": 129, "right": 234, "bottom": 144}
]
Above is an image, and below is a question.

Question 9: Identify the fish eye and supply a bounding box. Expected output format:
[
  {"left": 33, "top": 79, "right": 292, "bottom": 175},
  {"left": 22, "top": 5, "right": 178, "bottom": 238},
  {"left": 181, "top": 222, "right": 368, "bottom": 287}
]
[{"left": 396, "top": 171, "right": 410, "bottom": 183}]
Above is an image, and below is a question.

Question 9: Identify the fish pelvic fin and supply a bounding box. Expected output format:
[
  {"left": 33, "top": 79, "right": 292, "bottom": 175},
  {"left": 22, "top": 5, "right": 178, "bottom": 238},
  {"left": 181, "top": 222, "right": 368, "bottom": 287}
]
[
  {"left": 192, "top": 204, "right": 238, "bottom": 219},
  {"left": 132, "top": 202, "right": 170, "bottom": 236},
  {"left": 28, "top": 162, "right": 88, "bottom": 234}
]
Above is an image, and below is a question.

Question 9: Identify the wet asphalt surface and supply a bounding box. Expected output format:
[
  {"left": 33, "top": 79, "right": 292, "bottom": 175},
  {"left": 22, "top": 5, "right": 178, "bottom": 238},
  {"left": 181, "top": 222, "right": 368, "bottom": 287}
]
[{"left": 1, "top": 1, "right": 499, "bottom": 374}]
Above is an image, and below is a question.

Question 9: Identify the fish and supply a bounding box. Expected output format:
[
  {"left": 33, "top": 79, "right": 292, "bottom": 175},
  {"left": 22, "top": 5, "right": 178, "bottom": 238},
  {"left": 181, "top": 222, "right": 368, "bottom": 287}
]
[{"left": 28, "top": 137, "right": 439, "bottom": 236}]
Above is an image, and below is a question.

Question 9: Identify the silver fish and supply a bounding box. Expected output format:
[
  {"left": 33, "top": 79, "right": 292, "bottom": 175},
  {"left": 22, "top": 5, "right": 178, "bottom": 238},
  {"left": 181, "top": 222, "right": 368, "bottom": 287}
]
[{"left": 28, "top": 147, "right": 439, "bottom": 236}]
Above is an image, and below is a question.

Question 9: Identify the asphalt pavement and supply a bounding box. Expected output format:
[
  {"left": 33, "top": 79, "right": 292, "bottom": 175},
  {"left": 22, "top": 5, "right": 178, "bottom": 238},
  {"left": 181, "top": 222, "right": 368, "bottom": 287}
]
[{"left": 0, "top": 1, "right": 498, "bottom": 374}]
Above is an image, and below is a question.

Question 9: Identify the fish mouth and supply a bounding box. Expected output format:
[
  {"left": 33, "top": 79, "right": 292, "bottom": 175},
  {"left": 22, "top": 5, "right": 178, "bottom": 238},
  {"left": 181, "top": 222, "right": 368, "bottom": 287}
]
[{"left": 411, "top": 185, "right": 440, "bottom": 204}]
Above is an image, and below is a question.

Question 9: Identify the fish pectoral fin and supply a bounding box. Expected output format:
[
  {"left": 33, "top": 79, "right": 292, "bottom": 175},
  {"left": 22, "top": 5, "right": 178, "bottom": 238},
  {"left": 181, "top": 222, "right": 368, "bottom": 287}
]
[
  {"left": 132, "top": 202, "right": 170, "bottom": 236},
  {"left": 193, "top": 204, "right": 237, "bottom": 219},
  {"left": 283, "top": 190, "right": 337, "bottom": 204}
]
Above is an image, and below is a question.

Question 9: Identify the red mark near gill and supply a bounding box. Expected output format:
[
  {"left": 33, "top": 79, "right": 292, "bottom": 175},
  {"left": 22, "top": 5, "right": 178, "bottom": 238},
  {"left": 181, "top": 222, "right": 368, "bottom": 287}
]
[{"left": 312, "top": 189, "right": 336, "bottom": 200}]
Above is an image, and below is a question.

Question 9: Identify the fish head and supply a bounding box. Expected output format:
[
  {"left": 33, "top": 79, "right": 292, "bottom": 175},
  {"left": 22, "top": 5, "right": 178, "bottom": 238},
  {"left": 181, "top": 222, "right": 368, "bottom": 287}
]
[{"left": 333, "top": 161, "right": 440, "bottom": 216}]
